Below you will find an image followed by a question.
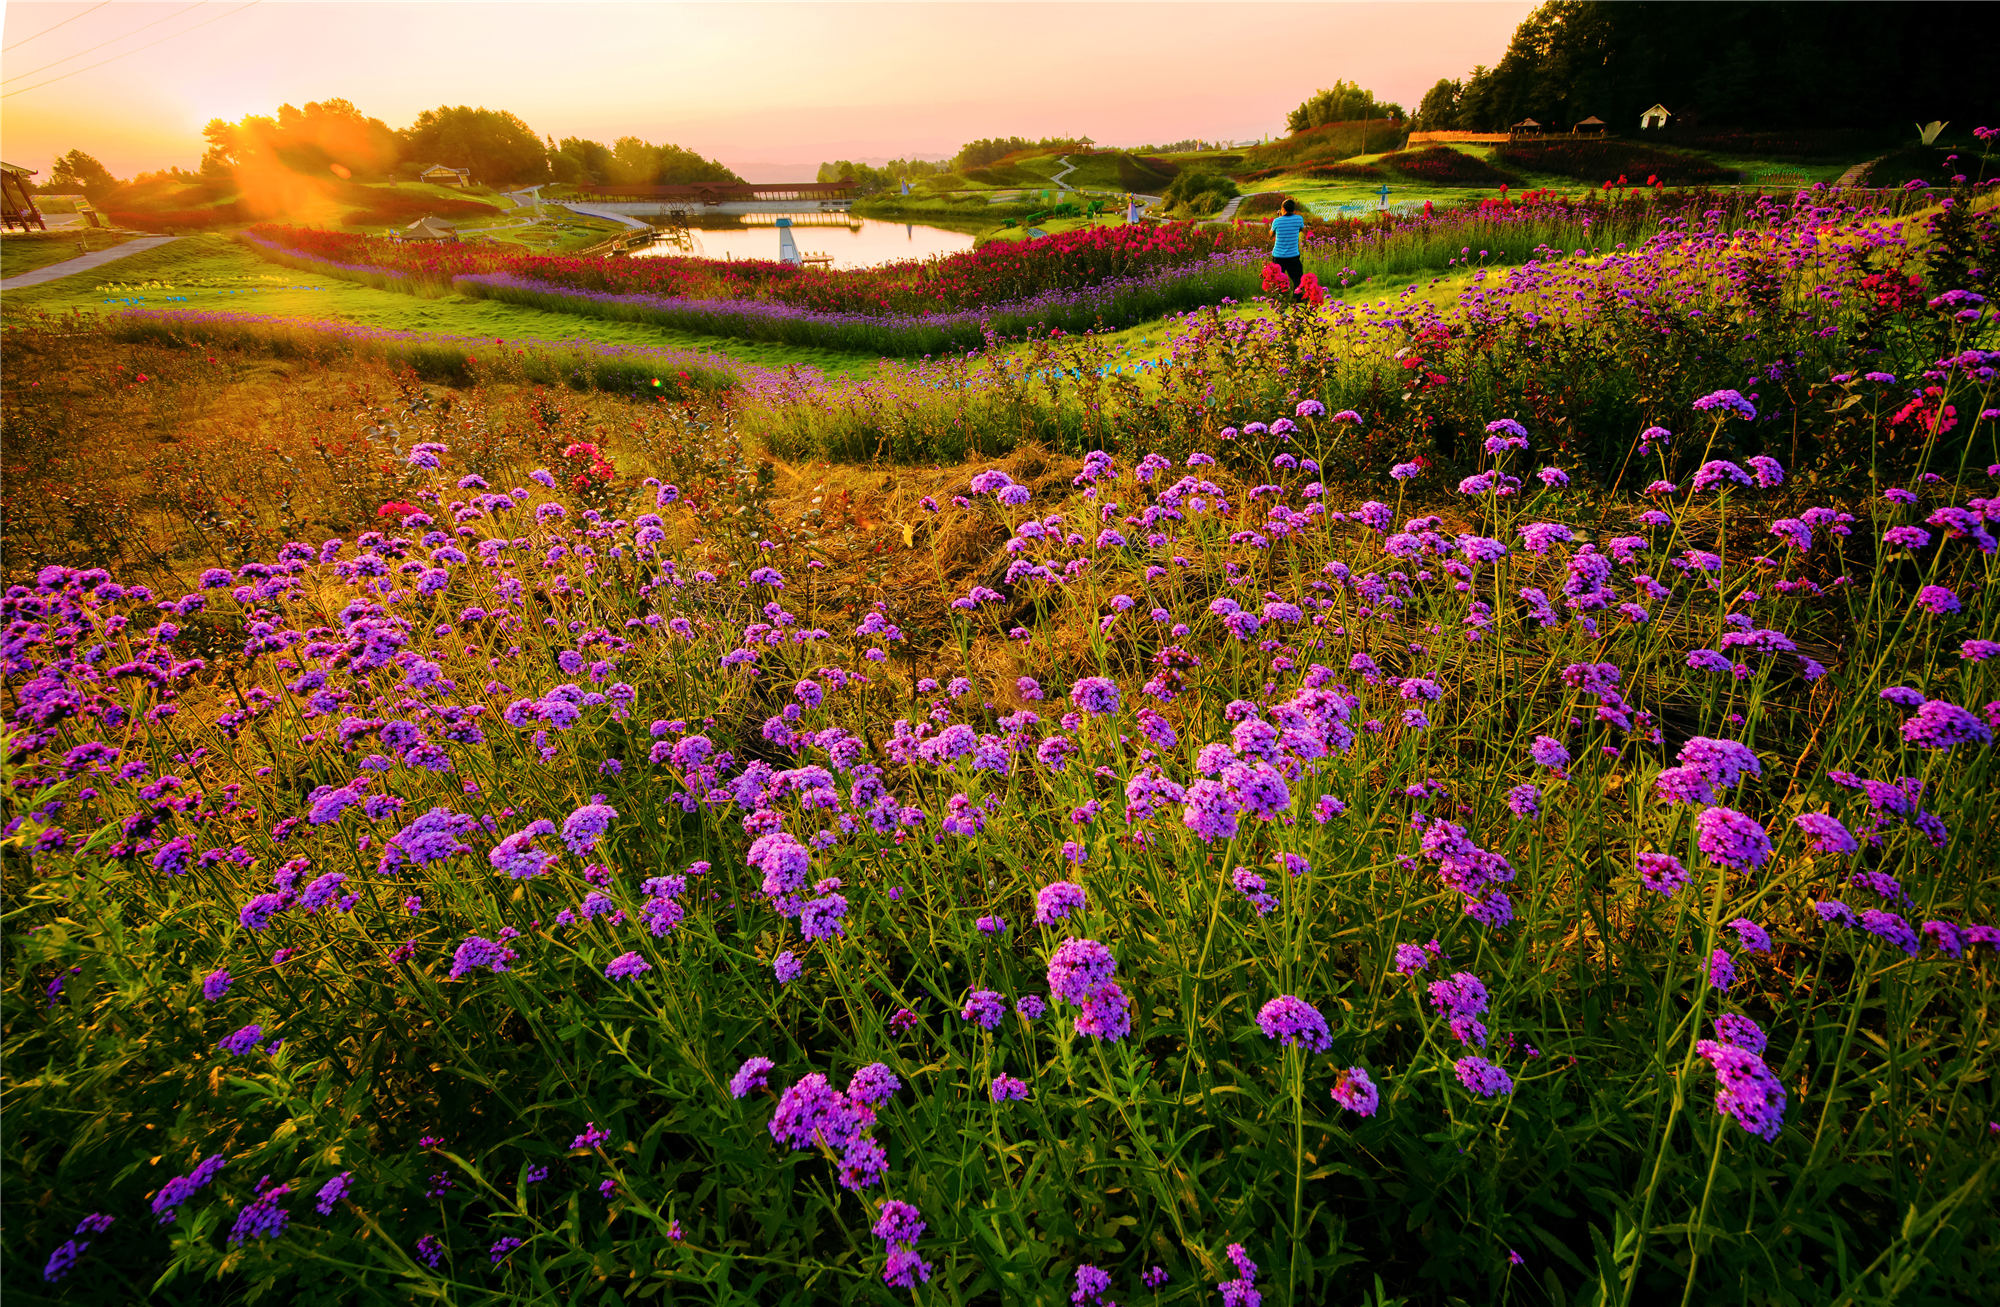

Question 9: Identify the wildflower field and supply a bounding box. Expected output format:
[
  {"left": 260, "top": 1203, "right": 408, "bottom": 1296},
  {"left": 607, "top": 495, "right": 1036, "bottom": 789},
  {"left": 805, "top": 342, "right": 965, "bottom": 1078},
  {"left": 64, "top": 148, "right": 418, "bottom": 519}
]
[
  {"left": 228, "top": 190, "right": 1908, "bottom": 357},
  {"left": 3, "top": 172, "right": 1999, "bottom": 1307}
]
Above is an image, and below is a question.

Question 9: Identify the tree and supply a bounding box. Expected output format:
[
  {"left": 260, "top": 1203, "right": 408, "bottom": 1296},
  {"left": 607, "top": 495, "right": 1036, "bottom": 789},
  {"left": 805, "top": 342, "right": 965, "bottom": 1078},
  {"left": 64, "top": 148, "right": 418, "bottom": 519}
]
[
  {"left": 398, "top": 106, "right": 549, "bottom": 185},
  {"left": 1428, "top": 1, "right": 2000, "bottom": 134},
  {"left": 1286, "top": 81, "right": 1403, "bottom": 134},
  {"left": 552, "top": 137, "right": 616, "bottom": 186},
  {"left": 202, "top": 99, "right": 399, "bottom": 182},
  {"left": 48, "top": 149, "right": 119, "bottom": 200},
  {"left": 602, "top": 137, "right": 737, "bottom": 187},
  {"left": 1415, "top": 79, "right": 1464, "bottom": 131}
]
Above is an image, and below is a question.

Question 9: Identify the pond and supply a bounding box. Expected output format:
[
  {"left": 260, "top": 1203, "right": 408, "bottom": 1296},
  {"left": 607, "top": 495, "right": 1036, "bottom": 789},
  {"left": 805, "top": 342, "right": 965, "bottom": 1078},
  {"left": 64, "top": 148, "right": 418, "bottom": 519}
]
[{"left": 627, "top": 213, "right": 979, "bottom": 269}]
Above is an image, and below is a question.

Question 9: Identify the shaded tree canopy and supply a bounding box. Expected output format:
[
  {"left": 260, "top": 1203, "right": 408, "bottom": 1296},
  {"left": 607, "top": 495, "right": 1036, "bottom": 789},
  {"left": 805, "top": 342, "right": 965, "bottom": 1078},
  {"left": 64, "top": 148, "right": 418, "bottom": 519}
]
[
  {"left": 397, "top": 105, "right": 550, "bottom": 184},
  {"left": 201, "top": 99, "right": 399, "bottom": 181},
  {"left": 1421, "top": 1, "right": 2000, "bottom": 132},
  {"left": 814, "top": 158, "right": 946, "bottom": 195},
  {"left": 547, "top": 136, "right": 736, "bottom": 186},
  {"left": 47, "top": 149, "right": 120, "bottom": 199},
  {"left": 1287, "top": 81, "right": 1404, "bottom": 134}
]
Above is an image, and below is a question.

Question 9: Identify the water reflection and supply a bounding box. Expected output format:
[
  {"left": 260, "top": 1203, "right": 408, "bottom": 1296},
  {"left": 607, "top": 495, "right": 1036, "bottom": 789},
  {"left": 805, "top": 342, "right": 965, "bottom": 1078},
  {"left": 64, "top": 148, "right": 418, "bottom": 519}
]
[{"left": 628, "top": 213, "right": 980, "bottom": 269}]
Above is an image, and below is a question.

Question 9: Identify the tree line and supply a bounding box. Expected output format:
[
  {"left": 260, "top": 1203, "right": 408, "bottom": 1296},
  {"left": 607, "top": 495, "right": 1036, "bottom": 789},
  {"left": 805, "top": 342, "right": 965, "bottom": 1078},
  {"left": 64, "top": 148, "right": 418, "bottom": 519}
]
[
  {"left": 1410, "top": 0, "right": 2000, "bottom": 133},
  {"left": 814, "top": 158, "right": 949, "bottom": 195},
  {"left": 1286, "top": 81, "right": 1405, "bottom": 134},
  {"left": 45, "top": 99, "right": 739, "bottom": 197},
  {"left": 814, "top": 137, "right": 1097, "bottom": 196}
]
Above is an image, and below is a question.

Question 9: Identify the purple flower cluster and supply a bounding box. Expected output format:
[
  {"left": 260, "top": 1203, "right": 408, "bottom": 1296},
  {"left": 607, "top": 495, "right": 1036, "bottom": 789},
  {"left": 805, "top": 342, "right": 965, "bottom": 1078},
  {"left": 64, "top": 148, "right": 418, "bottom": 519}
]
[
  {"left": 872, "top": 1200, "right": 933, "bottom": 1289},
  {"left": 1694, "top": 1039, "right": 1786, "bottom": 1140},
  {"left": 1255, "top": 995, "right": 1332, "bottom": 1052}
]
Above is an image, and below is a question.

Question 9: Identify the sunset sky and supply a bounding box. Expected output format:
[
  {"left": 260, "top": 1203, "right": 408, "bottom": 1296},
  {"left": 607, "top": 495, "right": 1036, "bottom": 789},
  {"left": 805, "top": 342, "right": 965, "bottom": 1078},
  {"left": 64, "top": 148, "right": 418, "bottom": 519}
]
[{"left": 2, "top": 1, "right": 1533, "bottom": 180}]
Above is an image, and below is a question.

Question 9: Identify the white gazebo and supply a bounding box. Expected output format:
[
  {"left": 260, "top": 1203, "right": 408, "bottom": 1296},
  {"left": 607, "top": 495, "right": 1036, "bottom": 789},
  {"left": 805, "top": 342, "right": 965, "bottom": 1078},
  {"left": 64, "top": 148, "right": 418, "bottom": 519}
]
[{"left": 1640, "top": 104, "right": 1671, "bottom": 131}]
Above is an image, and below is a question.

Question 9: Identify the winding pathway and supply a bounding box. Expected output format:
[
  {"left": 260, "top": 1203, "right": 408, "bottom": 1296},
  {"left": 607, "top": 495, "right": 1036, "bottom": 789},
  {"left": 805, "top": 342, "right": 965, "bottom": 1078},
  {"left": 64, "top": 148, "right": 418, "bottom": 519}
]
[
  {"left": 1211, "top": 191, "right": 1284, "bottom": 222},
  {"left": 1834, "top": 158, "right": 1880, "bottom": 188},
  {"left": 1, "top": 235, "right": 178, "bottom": 291}
]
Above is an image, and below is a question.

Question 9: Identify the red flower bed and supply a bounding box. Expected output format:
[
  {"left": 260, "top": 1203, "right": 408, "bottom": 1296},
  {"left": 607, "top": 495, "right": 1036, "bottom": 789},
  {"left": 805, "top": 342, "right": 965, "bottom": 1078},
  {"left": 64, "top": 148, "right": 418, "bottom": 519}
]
[
  {"left": 248, "top": 220, "right": 1269, "bottom": 318},
  {"left": 104, "top": 202, "right": 245, "bottom": 232},
  {"left": 1492, "top": 140, "right": 1738, "bottom": 186},
  {"left": 1379, "top": 147, "right": 1520, "bottom": 187}
]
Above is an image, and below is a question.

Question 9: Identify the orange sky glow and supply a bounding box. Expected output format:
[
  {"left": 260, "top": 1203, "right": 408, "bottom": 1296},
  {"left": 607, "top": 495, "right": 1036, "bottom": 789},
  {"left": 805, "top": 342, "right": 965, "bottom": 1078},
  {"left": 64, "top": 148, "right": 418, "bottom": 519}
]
[{"left": 2, "top": 1, "right": 1534, "bottom": 180}]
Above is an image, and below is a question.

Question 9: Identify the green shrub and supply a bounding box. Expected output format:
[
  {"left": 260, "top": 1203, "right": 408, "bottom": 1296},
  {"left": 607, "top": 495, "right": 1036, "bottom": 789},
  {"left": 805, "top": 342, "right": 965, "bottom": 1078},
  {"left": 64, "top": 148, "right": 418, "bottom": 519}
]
[{"left": 1162, "top": 169, "right": 1239, "bottom": 214}]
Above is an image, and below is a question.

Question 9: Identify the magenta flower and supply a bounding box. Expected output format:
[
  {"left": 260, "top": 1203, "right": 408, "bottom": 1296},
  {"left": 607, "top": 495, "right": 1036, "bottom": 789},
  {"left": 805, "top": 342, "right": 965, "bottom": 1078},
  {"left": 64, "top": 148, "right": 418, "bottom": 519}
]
[
  {"left": 729, "top": 1056, "right": 775, "bottom": 1098},
  {"left": 1693, "top": 389, "right": 1756, "bottom": 421},
  {"left": 1712, "top": 1014, "right": 1767, "bottom": 1055},
  {"left": 1047, "top": 938, "right": 1117, "bottom": 1003},
  {"left": 1913, "top": 585, "right": 1960, "bottom": 616},
  {"left": 1695, "top": 1039, "right": 1785, "bottom": 1140},
  {"left": 1695, "top": 807, "right": 1772, "bottom": 871},
  {"left": 605, "top": 952, "right": 651, "bottom": 981},
  {"left": 1636, "top": 852, "right": 1689, "bottom": 897},
  {"left": 1707, "top": 948, "right": 1737, "bottom": 992},
  {"left": 1074, "top": 983, "right": 1132, "bottom": 1041},
  {"left": 1454, "top": 1056, "right": 1514, "bottom": 1098},
  {"left": 1069, "top": 676, "right": 1120, "bottom": 717},
  {"left": 1035, "top": 881, "right": 1087, "bottom": 925},
  {"left": 1794, "top": 812, "right": 1858, "bottom": 854},
  {"left": 1256, "top": 995, "right": 1332, "bottom": 1052},
  {"left": 1331, "top": 1066, "right": 1379, "bottom": 1116},
  {"left": 1902, "top": 699, "right": 1992, "bottom": 750},
  {"left": 960, "top": 989, "right": 1007, "bottom": 1029}
]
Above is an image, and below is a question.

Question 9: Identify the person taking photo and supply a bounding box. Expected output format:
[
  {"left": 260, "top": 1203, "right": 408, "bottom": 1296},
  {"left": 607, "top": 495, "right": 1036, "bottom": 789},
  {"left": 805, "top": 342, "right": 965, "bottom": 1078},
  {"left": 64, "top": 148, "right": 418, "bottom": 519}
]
[{"left": 1269, "top": 198, "right": 1305, "bottom": 296}]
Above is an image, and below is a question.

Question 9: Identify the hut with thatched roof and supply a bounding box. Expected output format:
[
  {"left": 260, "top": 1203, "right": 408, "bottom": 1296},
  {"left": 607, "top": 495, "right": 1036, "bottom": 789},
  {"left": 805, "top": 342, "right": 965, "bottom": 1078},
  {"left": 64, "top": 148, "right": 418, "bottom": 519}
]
[
  {"left": 1573, "top": 115, "right": 1607, "bottom": 136},
  {"left": 402, "top": 215, "right": 459, "bottom": 241}
]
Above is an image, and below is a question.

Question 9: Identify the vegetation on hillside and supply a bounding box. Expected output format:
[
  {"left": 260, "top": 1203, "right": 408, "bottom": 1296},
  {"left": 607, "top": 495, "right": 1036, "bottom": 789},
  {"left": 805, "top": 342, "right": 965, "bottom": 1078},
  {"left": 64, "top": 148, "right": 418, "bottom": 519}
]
[
  {"left": 1410, "top": 0, "right": 2000, "bottom": 133},
  {"left": 1229, "top": 121, "right": 1407, "bottom": 179},
  {"left": 953, "top": 136, "right": 1094, "bottom": 173},
  {"left": 1286, "top": 79, "right": 1405, "bottom": 133}
]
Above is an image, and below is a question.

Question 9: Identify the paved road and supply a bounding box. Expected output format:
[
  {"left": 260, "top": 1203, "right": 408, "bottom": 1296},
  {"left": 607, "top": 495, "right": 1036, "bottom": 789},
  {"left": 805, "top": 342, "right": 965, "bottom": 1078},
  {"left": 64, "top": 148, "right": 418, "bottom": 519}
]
[
  {"left": 1834, "top": 159, "right": 1880, "bottom": 187},
  {"left": 1, "top": 235, "right": 178, "bottom": 291},
  {"left": 560, "top": 202, "right": 653, "bottom": 231}
]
